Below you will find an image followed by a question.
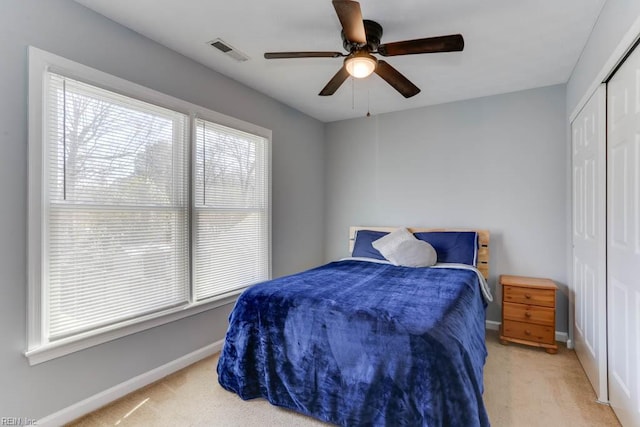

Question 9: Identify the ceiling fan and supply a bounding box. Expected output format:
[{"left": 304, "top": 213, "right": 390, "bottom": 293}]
[{"left": 264, "top": 0, "right": 464, "bottom": 98}]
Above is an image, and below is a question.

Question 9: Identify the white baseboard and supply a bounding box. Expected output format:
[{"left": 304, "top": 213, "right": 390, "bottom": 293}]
[
  {"left": 485, "top": 320, "right": 501, "bottom": 331},
  {"left": 555, "top": 332, "right": 569, "bottom": 344},
  {"left": 37, "top": 339, "right": 224, "bottom": 427},
  {"left": 486, "top": 320, "right": 569, "bottom": 343}
]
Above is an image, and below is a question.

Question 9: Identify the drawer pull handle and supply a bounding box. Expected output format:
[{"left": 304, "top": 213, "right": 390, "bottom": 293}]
[
  {"left": 524, "top": 312, "right": 532, "bottom": 318},
  {"left": 525, "top": 330, "right": 531, "bottom": 336},
  {"left": 525, "top": 293, "right": 532, "bottom": 299}
]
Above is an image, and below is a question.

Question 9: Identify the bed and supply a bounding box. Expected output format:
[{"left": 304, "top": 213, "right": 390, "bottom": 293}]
[{"left": 217, "top": 227, "right": 492, "bottom": 426}]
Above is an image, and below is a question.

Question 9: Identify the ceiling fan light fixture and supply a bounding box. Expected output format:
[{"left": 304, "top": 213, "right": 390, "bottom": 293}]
[
  {"left": 264, "top": 1, "right": 463, "bottom": 97},
  {"left": 345, "top": 53, "right": 377, "bottom": 78}
]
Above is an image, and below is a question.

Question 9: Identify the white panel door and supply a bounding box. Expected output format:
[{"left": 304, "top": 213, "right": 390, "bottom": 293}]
[
  {"left": 607, "top": 46, "right": 640, "bottom": 427},
  {"left": 571, "top": 84, "right": 607, "bottom": 403}
]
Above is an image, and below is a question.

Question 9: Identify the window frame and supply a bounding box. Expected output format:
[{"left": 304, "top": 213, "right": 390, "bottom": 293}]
[{"left": 27, "top": 47, "right": 272, "bottom": 365}]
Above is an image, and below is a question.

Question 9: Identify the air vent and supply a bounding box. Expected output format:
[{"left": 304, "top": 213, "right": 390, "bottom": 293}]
[{"left": 207, "top": 38, "right": 249, "bottom": 62}]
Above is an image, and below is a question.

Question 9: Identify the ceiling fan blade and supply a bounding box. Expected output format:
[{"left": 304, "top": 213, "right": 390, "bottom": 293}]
[
  {"left": 375, "top": 60, "right": 420, "bottom": 98},
  {"left": 319, "top": 66, "right": 350, "bottom": 96},
  {"left": 332, "top": 0, "right": 367, "bottom": 45},
  {"left": 264, "top": 51, "right": 344, "bottom": 59},
  {"left": 378, "top": 34, "right": 464, "bottom": 57}
]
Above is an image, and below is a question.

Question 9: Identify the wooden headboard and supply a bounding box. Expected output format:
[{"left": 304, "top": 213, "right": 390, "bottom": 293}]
[{"left": 349, "top": 226, "right": 490, "bottom": 280}]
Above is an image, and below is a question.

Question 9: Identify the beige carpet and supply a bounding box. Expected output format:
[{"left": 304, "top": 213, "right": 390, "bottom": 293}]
[{"left": 69, "top": 330, "right": 620, "bottom": 426}]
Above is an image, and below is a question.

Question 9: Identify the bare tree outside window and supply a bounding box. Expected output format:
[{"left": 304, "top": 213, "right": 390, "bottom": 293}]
[{"left": 54, "top": 85, "right": 176, "bottom": 204}]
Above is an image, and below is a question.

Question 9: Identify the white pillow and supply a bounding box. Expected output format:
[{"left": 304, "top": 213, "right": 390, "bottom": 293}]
[
  {"left": 372, "top": 228, "right": 414, "bottom": 262},
  {"left": 391, "top": 239, "right": 437, "bottom": 267}
]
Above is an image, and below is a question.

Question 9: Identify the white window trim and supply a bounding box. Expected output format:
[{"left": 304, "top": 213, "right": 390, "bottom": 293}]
[{"left": 27, "top": 46, "right": 272, "bottom": 365}]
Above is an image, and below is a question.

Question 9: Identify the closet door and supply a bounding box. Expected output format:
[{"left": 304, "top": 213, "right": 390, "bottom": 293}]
[
  {"left": 607, "top": 45, "right": 640, "bottom": 427},
  {"left": 571, "top": 84, "right": 607, "bottom": 403}
]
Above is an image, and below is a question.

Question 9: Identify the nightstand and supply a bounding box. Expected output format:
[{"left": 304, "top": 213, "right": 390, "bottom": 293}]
[{"left": 499, "top": 274, "right": 558, "bottom": 354}]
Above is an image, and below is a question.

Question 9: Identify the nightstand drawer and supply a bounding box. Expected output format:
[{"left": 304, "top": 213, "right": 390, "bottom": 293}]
[
  {"left": 503, "top": 285, "right": 555, "bottom": 307},
  {"left": 502, "top": 320, "right": 554, "bottom": 344},
  {"left": 503, "top": 302, "right": 555, "bottom": 326}
]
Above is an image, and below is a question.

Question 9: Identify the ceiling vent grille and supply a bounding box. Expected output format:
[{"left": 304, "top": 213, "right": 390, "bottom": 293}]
[{"left": 207, "top": 39, "right": 249, "bottom": 62}]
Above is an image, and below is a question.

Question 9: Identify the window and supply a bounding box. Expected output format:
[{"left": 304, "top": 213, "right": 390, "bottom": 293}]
[
  {"left": 27, "top": 47, "right": 271, "bottom": 364},
  {"left": 194, "top": 119, "right": 269, "bottom": 300},
  {"left": 45, "top": 73, "right": 190, "bottom": 341}
]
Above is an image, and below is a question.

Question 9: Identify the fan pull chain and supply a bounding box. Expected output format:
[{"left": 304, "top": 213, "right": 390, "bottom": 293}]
[
  {"left": 351, "top": 77, "right": 355, "bottom": 110},
  {"left": 366, "top": 90, "right": 371, "bottom": 117}
]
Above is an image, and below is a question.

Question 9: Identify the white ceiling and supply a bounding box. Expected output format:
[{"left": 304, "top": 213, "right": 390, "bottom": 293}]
[{"left": 75, "top": 0, "right": 606, "bottom": 123}]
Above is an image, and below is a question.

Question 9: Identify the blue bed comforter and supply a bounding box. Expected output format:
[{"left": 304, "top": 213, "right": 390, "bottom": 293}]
[{"left": 217, "top": 260, "right": 490, "bottom": 427}]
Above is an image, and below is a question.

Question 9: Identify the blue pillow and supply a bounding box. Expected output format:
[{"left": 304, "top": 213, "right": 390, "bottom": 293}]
[
  {"left": 413, "top": 231, "right": 478, "bottom": 266},
  {"left": 351, "top": 230, "right": 388, "bottom": 260}
]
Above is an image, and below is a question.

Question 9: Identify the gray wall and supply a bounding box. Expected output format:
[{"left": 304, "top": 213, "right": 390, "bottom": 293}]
[
  {"left": 567, "top": 0, "right": 640, "bottom": 115},
  {"left": 324, "top": 85, "right": 568, "bottom": 331},
  {"left": 0, "top": 0, "right": 325, "bottom": 418}
]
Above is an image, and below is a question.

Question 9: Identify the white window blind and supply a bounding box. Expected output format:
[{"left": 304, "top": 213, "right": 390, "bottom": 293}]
[
  {"left": 44, "top": 72, "right": 189, "bottom": 341},
  {"left": 194, "top": 118, "right": 270, "bottom": 301}
]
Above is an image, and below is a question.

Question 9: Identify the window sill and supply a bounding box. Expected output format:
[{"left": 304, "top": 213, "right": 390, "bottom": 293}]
[{"left": 25, "top": 293, "right": 240, "bottom": 366}]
